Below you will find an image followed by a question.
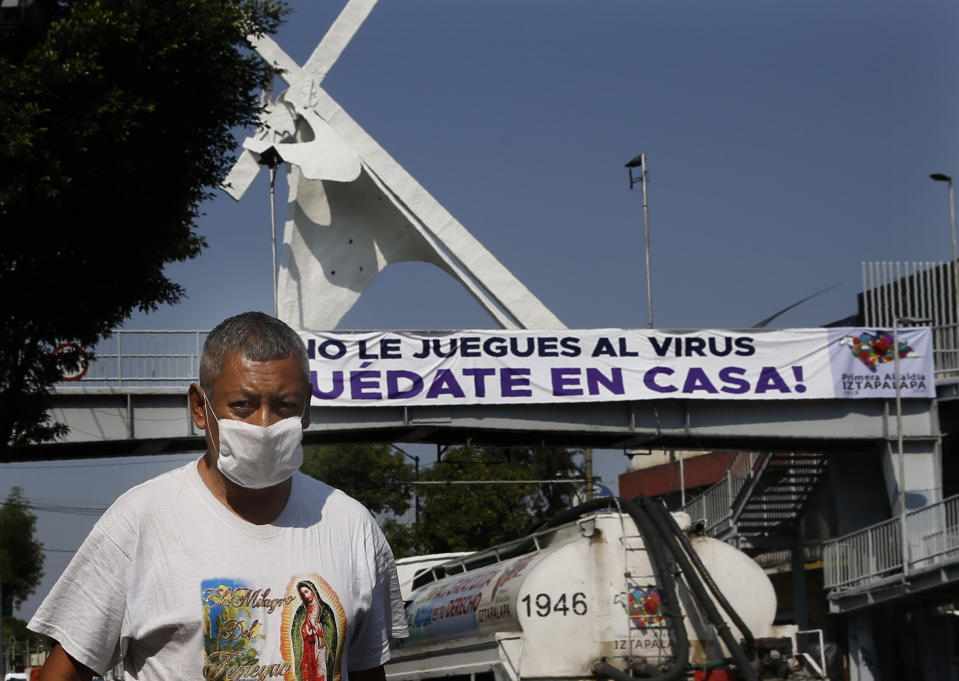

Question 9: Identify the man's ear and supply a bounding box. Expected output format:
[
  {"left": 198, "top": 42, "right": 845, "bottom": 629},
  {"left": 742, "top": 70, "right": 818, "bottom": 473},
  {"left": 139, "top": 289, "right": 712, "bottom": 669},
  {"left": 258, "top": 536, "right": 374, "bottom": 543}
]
[
  {"left": 302, "top": 383, "right": 312, "bottom": 429},
  {"left": 189, "top": 383, "right": 208, "bottom": 430}
]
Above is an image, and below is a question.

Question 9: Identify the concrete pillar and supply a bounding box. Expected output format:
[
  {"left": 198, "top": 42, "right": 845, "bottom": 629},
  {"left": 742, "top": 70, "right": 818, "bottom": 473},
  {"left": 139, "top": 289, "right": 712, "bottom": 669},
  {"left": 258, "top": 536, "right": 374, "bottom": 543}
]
[
  {"left": 880, "top": 438, "right": 943, "bottom": 514},
  {"left": 846, "top": 611, "right": 879, "bottom": 681},
  {"left": 912, "top": 606, "right": 959, "bottom": 681},
  {"left": 828, "top": 449, "right": 891, "bottom": 534},
  {"left": 791, "top": 529, "right": 809, "bottom": 642}
]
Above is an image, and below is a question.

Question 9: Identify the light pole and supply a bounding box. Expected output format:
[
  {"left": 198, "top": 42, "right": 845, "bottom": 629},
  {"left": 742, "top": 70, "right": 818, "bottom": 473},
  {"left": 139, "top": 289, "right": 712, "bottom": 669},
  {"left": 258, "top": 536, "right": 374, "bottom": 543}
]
[
  {"left": 391, "top": 444, "right": 420, "bottom": 525},
  {"left": 894, "top": 315, "right": 932, "bottom": 581},
  {"left": 626, "top": 153, "right": 653, "bottom": 328},
  {"left": 259, "top": 146, "right": 283, "bottom": 317},
  {"left": 584, "top": 448, "right": 593, "bottom": 501},
  {"left": 930, "top": 173, "right": 958, "bottom": 324}
]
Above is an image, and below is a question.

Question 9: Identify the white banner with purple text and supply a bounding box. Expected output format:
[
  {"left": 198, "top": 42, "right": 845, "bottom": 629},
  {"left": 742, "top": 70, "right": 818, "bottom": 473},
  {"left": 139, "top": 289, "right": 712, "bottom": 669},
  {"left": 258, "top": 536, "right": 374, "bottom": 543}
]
[{"left": 303, "top": 328, "right": 935, "bottom": 406}]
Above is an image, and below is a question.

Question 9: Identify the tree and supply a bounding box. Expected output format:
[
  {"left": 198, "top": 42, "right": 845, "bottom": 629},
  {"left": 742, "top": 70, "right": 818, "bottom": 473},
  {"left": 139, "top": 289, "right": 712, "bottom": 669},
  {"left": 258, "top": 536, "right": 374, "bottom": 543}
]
[
  {"left": 300, "top": 443, "right": 416, "bottom": 557},
  {"left": 411, "top": 445, "right": 583, "bottom": 554},
  {"left": 301, "top": 444, "right": 416, "bottom": 517},
  {"left": 0, "top": 0, "right": 287, "bottom": 453},
  {"left": 377, "top": 518, "right": 419, "bottom": 559},
  {"left": 299, "top": 443, "right": 583, "bottom": 559},
  {"left": 301, "top": 444, "right": 417, "bottom": 556},
  {"left": 2, "top": 616, "right": 46, "bottom": 664},
  {"left": 0, "top": 487, "right": 44, "bottom": 611}
]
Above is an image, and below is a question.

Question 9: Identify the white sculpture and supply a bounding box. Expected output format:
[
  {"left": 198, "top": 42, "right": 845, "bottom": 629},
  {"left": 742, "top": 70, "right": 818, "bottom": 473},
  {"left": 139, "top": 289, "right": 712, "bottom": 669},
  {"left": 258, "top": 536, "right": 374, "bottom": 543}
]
[{"left": 224, "top": 0, "right": 565, "bottom": 331}]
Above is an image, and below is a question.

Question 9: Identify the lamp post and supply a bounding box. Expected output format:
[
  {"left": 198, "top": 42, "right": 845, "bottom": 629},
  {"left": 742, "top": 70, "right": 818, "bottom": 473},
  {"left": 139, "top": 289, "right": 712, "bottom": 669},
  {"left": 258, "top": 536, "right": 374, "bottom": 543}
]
[
  {"left": 391, "top": 445, "right": 420, "bottom": 525},
  {"left": 930, "top": 173, "right": 958, "bottom": 325},
  {"left": 626, "top": 153, "right": 653, "bottom": 328},
  {"left": 894, "top": 315, "right": 932, "bottom": 581},
  {"left": 259, "top": 146, "right": 283, "bottom": 317}
]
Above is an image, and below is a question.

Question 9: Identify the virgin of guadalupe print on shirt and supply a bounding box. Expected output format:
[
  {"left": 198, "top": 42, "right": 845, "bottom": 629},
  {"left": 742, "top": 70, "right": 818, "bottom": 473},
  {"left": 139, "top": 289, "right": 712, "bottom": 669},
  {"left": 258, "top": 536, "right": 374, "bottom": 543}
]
[
  {"left": 200, "top": 574, "right": 346, "bottom": 681},
  {"left": 284, "top": 576, "right": 346, "bottom": 681}
]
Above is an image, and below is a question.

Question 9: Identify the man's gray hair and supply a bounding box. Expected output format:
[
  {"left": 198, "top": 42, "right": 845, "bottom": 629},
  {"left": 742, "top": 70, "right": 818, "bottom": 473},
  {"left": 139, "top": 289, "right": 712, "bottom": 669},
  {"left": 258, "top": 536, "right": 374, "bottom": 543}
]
[{"left": 199, "top": 311, "right": 310, "bottom": 393}]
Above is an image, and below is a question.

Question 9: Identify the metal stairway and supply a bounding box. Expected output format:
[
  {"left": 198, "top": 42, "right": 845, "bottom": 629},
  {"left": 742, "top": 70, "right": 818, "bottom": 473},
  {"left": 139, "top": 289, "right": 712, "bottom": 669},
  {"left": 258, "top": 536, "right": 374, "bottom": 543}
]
[
  {"left": 730, "top": 452, "right": 828, "bottom": 544},
  {"left": 683, "top": 451, "right": 829, "bottom": 549}
]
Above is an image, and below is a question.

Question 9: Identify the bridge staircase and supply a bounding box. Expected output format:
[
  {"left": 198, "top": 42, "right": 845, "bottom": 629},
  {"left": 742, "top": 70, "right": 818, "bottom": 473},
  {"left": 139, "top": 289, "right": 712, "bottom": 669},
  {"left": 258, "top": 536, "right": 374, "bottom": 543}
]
[{"left": 682, "top": 451, "right": 829, "bottom": 551}]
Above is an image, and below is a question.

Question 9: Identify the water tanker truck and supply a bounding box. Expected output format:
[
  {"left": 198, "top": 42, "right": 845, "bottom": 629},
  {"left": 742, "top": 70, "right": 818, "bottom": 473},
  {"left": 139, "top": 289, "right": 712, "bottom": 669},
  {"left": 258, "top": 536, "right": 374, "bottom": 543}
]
[{"left": 387, "top": 497, "right": 809, "bottom": 681}]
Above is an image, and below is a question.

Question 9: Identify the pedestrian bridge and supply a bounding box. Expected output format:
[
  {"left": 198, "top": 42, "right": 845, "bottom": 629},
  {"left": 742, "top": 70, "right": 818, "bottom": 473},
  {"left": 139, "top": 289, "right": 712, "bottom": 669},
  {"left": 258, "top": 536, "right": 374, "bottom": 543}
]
[
  {"left": 10, "top": 328, "right": 959, "bottom": 625},
  {"left": 7, "top": 328, "right": 953, "bottom": 464}
]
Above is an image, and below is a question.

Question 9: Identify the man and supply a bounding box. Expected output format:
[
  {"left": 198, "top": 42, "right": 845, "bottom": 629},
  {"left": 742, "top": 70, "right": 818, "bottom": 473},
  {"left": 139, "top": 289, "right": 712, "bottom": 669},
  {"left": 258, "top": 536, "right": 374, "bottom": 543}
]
[{"left": 29, "top": 312, "right": 407, "bottom": 680}]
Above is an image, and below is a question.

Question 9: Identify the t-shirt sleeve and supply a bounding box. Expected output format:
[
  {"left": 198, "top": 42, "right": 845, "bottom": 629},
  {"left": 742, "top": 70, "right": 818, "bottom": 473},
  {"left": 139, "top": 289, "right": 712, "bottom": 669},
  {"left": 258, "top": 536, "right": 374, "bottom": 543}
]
[
  {"left": 346, "top": 519, "right": 409, "bottom": 672},
  {"left": 379, "top": 531, "right": 409, "bottom": 641},
  {"left": 28, "top": 503, "right": 133, "bottom": 674}
]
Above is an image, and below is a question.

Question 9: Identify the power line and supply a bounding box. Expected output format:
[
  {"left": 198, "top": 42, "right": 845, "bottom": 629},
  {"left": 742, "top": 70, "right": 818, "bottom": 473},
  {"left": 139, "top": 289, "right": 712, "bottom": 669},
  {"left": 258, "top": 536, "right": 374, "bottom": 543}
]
[
  {"left": 27, "top": 502, "right": 107, "bottom": 516},
  {"left": 1, "top": 455, "right": 198, "bottom": 470},
  {"left": 405, "top": 479, "right": 592, "bottom": 485}
]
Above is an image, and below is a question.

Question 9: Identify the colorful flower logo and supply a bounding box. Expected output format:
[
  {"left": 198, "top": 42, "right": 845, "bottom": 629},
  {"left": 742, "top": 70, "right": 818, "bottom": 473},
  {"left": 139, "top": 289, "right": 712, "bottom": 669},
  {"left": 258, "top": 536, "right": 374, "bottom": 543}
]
[
  {"left": 839, "top": 331, "right": 919, "bottom": 372},
  {"left": 614, "top": 586, "right": 664, "bottom": 630}
]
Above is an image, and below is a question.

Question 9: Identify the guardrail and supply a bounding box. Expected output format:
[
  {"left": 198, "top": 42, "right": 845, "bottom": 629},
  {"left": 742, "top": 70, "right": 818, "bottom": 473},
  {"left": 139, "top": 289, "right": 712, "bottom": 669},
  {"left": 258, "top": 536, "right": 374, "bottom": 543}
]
[
  {"left": 933, "top": 322, "right": 959, "bottom": 380},
  {"left": 59, "top": 330, "right": 207, "bottom": 388},
  {"left": 682, "top": 452, "right": 761, "bottom": 536},
  {"left": 823, "top": 493, "right": 959, "bottom": 590},
  {"left": 861, "top": 260, "right": 958, "bottom": 379},
  {"left": 57, "top": 325, "right": 959, "bottom": 388}
]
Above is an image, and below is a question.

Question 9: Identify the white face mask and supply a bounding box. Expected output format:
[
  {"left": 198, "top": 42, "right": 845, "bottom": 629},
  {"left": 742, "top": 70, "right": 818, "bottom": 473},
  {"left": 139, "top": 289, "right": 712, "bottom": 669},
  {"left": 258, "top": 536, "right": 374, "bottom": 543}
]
[{"left": 203, "top": 394, "right": 305, "bottom": 489}]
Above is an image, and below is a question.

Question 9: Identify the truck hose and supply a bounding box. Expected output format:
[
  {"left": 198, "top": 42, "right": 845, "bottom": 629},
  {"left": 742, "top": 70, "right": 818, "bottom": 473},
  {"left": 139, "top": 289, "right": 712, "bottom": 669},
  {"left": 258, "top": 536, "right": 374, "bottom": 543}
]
[
  {"left": 617, "top": 496, "right": 691, "bottom": 681},
  {"left": 539, "top": 497, "right": 689, "bottom": 681},
  {"left": 635, "top": 497, "right": 758, "bottom": 681},
  {"left": 644, "top": 499, "right": 756, "bottom": 653}
]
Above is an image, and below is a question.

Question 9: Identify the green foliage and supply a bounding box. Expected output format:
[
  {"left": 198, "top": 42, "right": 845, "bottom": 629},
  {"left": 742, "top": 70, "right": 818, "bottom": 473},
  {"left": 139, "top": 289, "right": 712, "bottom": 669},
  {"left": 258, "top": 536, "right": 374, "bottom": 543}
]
[
  {"left": 300, "top": 442, "right": 583, "bottom": 559},
  {"left": 0, "top": 487, "right": 44, "bottom": 610},
  {"left": 1, "top": 616, "right": 46, "bottom": 661},
  {"left": 301, "top": 444, "right": 415, "bottom": 517},
  {"left": 0, "top": 0, "right": 287, "bottom": 451},
  {"left": 377, "top": 518, "right": 419, "bottom": 559},
  {"left": 413, "top": 445, "right": 583, "bottom": 554}
]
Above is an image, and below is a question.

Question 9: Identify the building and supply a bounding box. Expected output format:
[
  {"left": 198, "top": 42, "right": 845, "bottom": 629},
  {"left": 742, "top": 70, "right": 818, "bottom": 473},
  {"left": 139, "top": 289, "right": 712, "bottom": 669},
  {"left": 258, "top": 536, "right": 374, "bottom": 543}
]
[{"left": 619, "top": 260, "right": 959, "bottom": 681}]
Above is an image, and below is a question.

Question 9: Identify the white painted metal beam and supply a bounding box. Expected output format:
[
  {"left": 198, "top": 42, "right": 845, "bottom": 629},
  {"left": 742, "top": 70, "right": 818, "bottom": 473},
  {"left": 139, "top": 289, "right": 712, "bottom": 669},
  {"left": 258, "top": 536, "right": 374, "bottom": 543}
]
[{"left": 223, "top": 0, "right": 564, "bottom": 330}]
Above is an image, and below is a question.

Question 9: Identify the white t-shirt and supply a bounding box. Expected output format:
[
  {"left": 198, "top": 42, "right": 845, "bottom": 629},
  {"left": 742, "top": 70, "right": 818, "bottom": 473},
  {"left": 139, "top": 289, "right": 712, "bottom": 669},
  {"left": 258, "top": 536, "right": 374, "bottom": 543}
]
[{"left": 29, "top": 461, "right": 408, "bottom": 680}]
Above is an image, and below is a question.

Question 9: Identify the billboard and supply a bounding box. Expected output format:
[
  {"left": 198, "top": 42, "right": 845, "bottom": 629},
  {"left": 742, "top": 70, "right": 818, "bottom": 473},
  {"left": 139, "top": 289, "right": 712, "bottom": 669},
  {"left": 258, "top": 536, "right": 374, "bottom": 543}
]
[{"left": 303, "top": 328, "right": 935, "bottom": 407}]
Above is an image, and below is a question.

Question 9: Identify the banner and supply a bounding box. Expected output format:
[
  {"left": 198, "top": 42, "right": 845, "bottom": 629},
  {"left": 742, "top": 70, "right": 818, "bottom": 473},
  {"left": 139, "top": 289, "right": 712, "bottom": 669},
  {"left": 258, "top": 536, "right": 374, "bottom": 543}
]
[{"left": 303, "top": 328, "right": 935, "bottom": 407}]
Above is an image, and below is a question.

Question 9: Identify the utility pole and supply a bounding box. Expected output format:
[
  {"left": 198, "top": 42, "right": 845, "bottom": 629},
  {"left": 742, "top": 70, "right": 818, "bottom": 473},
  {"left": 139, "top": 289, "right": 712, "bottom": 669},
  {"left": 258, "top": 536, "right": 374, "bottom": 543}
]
[
  {"left": 626, "top": 153, "right": 654, "bottom": 328},
  {"left": 930, "top": 173, "right": 959, "bottom": 326},
  {"left": 894, "top": 315, "right": 932, "bottom": 581},
  {"left": 392, "top": 445, "right": 420, "bottom": 525},
  {"left": 1, "top": 571, "right": 5, "bottom": 679},
  {"left": 585, "top": 448, "right": 594, "bottom": 501}
]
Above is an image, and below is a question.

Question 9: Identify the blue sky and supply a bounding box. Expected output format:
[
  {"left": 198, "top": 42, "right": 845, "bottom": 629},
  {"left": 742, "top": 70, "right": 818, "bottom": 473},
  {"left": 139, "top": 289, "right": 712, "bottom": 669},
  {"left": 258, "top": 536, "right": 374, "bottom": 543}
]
[
  {"left": 5, "top": 0, "right": 959, "bottom": 620},
  {"left": 122, "top": 0, "right": 959, "bottom": 332}
]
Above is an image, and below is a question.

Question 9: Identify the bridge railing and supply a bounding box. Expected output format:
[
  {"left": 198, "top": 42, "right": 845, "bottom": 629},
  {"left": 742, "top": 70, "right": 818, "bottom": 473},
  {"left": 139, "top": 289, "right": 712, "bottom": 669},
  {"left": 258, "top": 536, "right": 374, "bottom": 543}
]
[
  {"left": 57, "top": 324, "right": 959, "bottom": 388},
  {"left": 934, "top": 322, "right": 959, "bottom": 379},
  {"left": 861, "top": 260, "right": 958, "bottom": 379},
  {"left": 61, "top": 330, "right": 207, "bottom": 389},
  {"left": 682, "top": 452, "right": 760, "bottom": 536},
  {"left": 823, "top": 493, "right": 959, "bottom": 590}
]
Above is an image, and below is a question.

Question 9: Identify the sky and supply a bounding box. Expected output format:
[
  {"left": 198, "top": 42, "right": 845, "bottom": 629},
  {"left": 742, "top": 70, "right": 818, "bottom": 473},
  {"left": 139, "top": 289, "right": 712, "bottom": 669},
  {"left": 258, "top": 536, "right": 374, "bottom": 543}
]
[{"left": 4, "top": 0, "right": 959, "bottom": 620}]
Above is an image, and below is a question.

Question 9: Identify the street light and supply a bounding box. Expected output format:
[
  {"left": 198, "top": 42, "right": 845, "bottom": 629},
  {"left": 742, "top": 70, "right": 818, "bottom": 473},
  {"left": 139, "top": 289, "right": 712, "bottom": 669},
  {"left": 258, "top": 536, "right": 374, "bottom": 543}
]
[
  {"left": 626, "top": 153, "right": 653, "bottom": 328},
  {"left": 258, "top": 146, "right": 283, "bottom": 317},
  {"left": 930, "top": 173, "right": 958, "bottom": 324},
  {"left": 894, "top": 315, "right": 932, "bottom": 582},
  {"left": 391, "top": 444, "right": 420, "bottom": 525}
]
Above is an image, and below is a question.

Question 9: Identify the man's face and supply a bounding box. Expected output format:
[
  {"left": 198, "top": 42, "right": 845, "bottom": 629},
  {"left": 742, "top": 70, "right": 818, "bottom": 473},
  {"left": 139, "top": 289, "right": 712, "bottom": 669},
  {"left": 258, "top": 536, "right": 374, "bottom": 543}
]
[{"left": 192, "top": 352, "right": 311, "bottom": 455}]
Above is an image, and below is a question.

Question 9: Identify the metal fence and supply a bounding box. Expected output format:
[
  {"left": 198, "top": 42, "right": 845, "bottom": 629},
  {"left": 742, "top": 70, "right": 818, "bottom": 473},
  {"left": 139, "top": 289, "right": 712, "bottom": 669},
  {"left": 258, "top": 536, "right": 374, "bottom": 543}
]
[
  {"left": 823, "top": 494, "right": 959, "bottom": 590},
  {"left": 933, "top": 322, "right": 959, "bottom": 379},
  {"left": 861, "top": 261, "right": 959, "bottom": 378},
  {"left": 682, "top": 452, "right": 762, "bottom": 536},
  {"left": 57, "top": 319, "right": 959, "bottom": 389},
  {"left": 61, "top": 330, "right": 207, "bottom": 388}
]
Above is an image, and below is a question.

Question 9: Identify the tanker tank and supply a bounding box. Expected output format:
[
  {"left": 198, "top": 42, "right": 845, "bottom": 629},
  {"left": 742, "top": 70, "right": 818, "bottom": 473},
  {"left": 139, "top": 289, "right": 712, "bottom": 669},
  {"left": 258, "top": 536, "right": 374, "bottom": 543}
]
[{"left": 386, "top": 497, "right": 800, "bottom": 681}]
